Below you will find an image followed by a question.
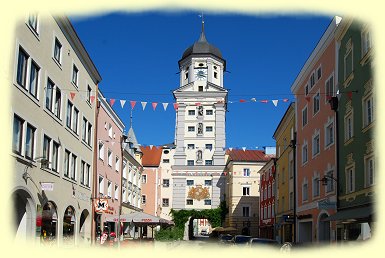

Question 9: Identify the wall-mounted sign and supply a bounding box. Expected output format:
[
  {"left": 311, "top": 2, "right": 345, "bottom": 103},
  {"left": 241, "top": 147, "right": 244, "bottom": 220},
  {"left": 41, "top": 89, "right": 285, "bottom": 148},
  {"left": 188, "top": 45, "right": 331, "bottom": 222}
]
[
  {"left": 41, "top": 182, "right": 54, "bottom": 191},
  {"left": 95, "top": 199, "right": 109, "bottom": 213}
]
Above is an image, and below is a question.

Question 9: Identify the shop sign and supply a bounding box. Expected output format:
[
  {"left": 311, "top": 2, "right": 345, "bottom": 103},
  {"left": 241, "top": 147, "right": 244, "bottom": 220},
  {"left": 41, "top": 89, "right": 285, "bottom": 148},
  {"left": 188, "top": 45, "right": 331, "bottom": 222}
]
[
  {"left": 142, "top": 218, "right": 152, "bottom": 222},
  {"left": 95, "top": 199, "right": 108, "bottom": 213},
  {"left": 41, "top": 182, "right": 54, "bottom": 191}
]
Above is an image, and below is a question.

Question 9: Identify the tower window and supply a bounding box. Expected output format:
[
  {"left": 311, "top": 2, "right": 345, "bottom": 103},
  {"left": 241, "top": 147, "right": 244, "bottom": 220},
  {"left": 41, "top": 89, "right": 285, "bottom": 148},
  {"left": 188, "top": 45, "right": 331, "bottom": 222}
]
[
  {"left": 214, "top": 72, "right": 218, "bottom": 79},
  {"left": 199, "top": 63, "right": 204, "bottom": 67},
  {"left": 213, "top": 66, "right": 217, "bottom": 70},
  {"left": 185, "top": 72, "right": 189, "bottom": 80},
  {"left": 198, "top": 86, "right": 203, "bottom": 92}
]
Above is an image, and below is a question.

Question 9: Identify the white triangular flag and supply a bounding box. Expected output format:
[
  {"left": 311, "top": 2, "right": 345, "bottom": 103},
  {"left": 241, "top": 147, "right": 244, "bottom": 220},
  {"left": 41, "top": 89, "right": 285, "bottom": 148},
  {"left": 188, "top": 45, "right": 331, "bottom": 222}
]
[
  {"left": 162, "top": 103, "right": 169, "bottom": 111},
  {"left": 150, "top": 145, "right": 153, "bottom": 150},
  {"left": 120, "top": 99, "right": 126, "bottom": 108},
  {"left": 229, "top": 147, "right": 233, "bottom": 151},
  {"left": 251, "top": 98, "right": 256, "bottom": 102},
  {"left": 272, "top": 100, "right": 278, "bottom": 107},
  {"left": 141, "top": 102, "right": 147, "bottom": 110},
  {"left": 242, "top": 147, "right": 246, "bottom": 151}
]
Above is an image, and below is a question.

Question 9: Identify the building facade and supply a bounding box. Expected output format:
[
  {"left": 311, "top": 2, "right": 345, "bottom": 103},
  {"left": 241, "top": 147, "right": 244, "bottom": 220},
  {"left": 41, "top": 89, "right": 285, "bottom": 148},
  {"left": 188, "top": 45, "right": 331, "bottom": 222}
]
[
  {"left": 331, "top": 18, "right": 374, "bottom": 241},
  {"left": 225, "top": 149, "right": 270, "bottom": 236},
  {"left": 273, "top": 102, "right": 295, "bottom": 244},
  {"left": 291, "top": 17, "right": 340, "bottom": 243},
  {"left": 171, "top": 22, "right": 227, "bottom": 211},
  {"left": 11, "top": 15, "right": 101, "bottom": 246}
]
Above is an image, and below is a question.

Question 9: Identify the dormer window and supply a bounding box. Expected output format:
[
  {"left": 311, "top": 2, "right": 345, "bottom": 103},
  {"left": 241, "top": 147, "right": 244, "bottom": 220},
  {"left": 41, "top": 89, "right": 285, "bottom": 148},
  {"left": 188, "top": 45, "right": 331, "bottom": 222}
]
[
  {"left": 198, "top": 86, "right": 203, "bottom": 92},
  {"left": 199, "top": 63, "right": 204, "bottom": 67}
]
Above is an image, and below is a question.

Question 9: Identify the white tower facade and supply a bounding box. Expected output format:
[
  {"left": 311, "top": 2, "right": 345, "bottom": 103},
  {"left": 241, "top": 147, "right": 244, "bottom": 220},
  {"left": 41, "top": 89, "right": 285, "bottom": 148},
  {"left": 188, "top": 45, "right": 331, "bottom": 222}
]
[{"left": 172, "top": 22, "right": 228, "bottom": 210}]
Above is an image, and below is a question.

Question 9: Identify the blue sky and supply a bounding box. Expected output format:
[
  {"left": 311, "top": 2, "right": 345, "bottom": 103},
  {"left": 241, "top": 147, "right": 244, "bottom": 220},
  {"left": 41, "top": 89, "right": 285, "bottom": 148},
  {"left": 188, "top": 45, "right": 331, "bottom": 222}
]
[{"left": 70, "top": 11, "right": 332, "bottom": 149}]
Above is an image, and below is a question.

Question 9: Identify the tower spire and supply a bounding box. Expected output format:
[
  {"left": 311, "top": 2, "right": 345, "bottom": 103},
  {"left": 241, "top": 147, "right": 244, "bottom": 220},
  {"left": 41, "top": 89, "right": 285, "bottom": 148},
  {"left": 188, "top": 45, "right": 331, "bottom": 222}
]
[
  {"left": 198, "top": 12, "right": 207, "bottom": 42},
  {"left": 130, "top": 108, "right": 133, "bottom": 129}
]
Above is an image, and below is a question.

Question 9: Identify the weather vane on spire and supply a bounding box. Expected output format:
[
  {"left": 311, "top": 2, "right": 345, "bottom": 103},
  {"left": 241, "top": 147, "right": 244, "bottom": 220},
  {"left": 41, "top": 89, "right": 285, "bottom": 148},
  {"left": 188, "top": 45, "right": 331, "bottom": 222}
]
[{"left": 198, "top": 12, "right": 205, "bottom": 35}]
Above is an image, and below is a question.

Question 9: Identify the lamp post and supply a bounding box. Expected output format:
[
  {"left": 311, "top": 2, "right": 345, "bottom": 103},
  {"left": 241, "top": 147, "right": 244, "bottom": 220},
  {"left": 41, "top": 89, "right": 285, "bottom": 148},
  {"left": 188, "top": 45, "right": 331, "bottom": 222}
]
[
  {"left": 289, "top": 133, "right": 297, "bottom": 244},
  {"left": 118, "top": 134, "right": 128, "bottom": 249}
]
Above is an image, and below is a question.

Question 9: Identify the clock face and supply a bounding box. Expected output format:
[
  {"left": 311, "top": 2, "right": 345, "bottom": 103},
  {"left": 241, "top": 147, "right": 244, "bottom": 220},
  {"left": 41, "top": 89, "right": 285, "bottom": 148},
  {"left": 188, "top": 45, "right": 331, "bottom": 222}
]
[{"left": 194, "top": 69, "right": 207, "bottom": 80}]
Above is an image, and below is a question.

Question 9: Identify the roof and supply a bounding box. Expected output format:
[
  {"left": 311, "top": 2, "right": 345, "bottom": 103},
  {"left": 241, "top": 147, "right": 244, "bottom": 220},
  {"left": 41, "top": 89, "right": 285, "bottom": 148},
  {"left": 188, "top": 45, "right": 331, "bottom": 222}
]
[
  {"left": 140, "top": 146, "right": 163, "bottom": 167},
  {"left": 180, "top": 22, "right": 224, "bottom": 63},
  {"left": 227, "top": 149, "right": 274, "bottom": 163}
]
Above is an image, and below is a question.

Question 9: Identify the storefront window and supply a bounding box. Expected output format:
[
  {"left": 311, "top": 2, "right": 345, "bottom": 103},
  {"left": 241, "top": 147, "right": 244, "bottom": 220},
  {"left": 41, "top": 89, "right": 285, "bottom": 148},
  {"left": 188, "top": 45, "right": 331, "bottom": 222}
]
[
  {"left": 41, "top": 201, "right": 57, "bottom": 245},
  {"left": 63, "top": 206, "right": 75, "bottom": 244}
]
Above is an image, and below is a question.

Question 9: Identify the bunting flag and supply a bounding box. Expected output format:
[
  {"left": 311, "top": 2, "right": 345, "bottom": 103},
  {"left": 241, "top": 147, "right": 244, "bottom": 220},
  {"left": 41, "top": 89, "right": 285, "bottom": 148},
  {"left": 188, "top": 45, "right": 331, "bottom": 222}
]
[
  {"left": 272, "top": 100, "right": 278, "bottom": 107},
  {"left": 347, "top": 91, "right": 353, "bottom": 100},
  {"left": 260, "top": 100, "right": 268, "bottom": 103},
  {"left": 195, "top": 102, "right": 201, "bottom": 106},
  {"left": 240, "top": 99, "right": 246, "bottom": 103},
  {"left": 141, "top": 101, "right": 147, "bottom": 110},
  {"left": 70, "top": 92, "right": 76, "bottom": 101},
  {"left": 173, "top": 103, "right": 179, "bottom": 110},
  {"left": 229, "top": 147, "right": 233, "bottom": 151},
  {"left": 242, "top": 147, "right": 246, "bottom": 151},
  {"left": 152, "top": 102, "right": 158, "bottom": 111},
  {"left": 283, "top": 98, "right": 289, "bottom": 102},
  {"left": 251, "top": 98, "right": 256, "bottom": 102},
  {"left": 120, "top": 99, "right": 126, "bottom": 108},
  {"left": 90, "top": 95, "right": 95, "bottom": 104},
  {"left": 162, "top": 103, "right": 169, "bottom": 111},
  {"left": 130, "top": 101, "right": 136, "bottom": 109},
  {"left": 109, "top": 98, "right": 116, "bottom": 107},
  {"left": 149, "top": 145, "right": 153, "bottom": 150},
  {"left": 305, "top": 96, "right": 311, "bottom": 102}
]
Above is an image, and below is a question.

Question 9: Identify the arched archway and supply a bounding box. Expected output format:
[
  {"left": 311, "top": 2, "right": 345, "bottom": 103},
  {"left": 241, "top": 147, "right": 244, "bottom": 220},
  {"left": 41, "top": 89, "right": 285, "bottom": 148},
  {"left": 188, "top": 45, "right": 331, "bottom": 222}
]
[
  {"left": 63, "top": 206, "right": 76, "bottom": 245},
  {"left": 318, "top": 213, "right": 331, "bottom": 242},
  {"left": 79, "top": 209, "right": 90, "bottom": 244},
  {"left": 186, "top": 216, "right": 213, "bottom": 240},
  {"left": 41, "top": 201, "right": 58, "bottom": 245},
  {"left": 12, "top": 188, "right": 36, "bottom": 242}
]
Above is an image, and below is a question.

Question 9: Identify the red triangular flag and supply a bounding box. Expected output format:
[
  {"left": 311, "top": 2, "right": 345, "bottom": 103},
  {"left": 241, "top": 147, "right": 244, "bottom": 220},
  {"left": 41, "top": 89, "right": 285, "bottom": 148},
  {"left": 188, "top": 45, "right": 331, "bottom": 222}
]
[
  {"left": 305, "top": 96, "right": 311, "bottom": 102},
  {"left": 70, "top": 92, "right": 76, "bottom": 100},
  {"left": 90, "top": 95, "right": 95, "bottom": 104},
  {"left": 173, "top": 103, "right": 179, "bottom": 110},
  {"left": 130, "top": 101, "right": 136, "bottom": 109},
  {"left": 347, "top": 91, "right": 353, "bottom": 100},
  {"left": 240, "top": 99, "right": 246, "bottom": 103},
  {"left": 152, "top": 102, "right": 158, "bottom": 110},
  {"left": 109, "top": 99, "right": 115, "bottom": 106},
  {"left": 283, "top": 98, "right": 289, "bottom": 102},
  {"left": 195, "top": 102, "right": 201, "bottom": 106},
  {"left": 260, "top": 100, "right": 268, "bottom": 103}
]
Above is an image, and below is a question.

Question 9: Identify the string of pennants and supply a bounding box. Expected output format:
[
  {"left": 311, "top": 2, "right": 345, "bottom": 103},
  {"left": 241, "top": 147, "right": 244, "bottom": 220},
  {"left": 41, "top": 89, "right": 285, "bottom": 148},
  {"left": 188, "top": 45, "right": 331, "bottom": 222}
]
[{"left": 65, "top": 90, "right": 357, "bottom": 111}]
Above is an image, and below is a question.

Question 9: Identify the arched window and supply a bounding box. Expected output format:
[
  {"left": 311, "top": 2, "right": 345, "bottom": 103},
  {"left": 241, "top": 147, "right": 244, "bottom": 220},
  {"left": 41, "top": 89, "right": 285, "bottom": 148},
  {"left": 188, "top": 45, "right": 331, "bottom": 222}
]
[
  {"left": 63, "top": 206, "right": 75, "bottom": 244},
  {"left": 41, "top": 201, "right": 58, "bottom": 245}
]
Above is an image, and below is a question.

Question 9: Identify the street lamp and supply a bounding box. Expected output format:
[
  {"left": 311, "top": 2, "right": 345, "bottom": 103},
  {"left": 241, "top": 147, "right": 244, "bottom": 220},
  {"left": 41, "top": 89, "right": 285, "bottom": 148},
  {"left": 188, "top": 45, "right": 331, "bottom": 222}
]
[
  {"left": 319, "top": 175, "right": 337, "bottom": 186},
  {"left": 288, "top": 133, "right": 297, "bottom": 244}
]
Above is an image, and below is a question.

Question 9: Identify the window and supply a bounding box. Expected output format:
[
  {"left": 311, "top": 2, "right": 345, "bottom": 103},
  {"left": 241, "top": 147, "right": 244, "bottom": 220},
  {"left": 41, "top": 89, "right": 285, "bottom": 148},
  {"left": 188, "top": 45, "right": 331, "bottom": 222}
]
[
  {"left": 186, "top": 199, "right": 193, "bottom": 205},
  {"left": 187, "top": 144, "right": 195, "bottom": 149},
  {"left": 115, "top": 185, "right": 119, "bottom": 200},
  {"left": 66, "top": 101, "right": 78, "bottom": 133},
  {"left": 344, "top": 44, "right": 353, "bottom": 80},
  {"left": 163, "top": 159, "right": 170, "bottom": 163},
  {"left": 42, "top": 135, "right": 51, "bottom": 167},
  {"left": 346, "top": 167, "right": 355, "bottom": 193},
  {"left": 365, "top": 156, "right": 375, "bottom": 187},
  {"left": 115, "top": 156, "right": 120, "bottom": 172},
  {"left": 107, "top": 181, "right": 112, "bottom": 197},
  {"left": 204, "top": 199, "right": 211, "bottom": 205},
  {"left": 363, "top": 94, "right": 374, "bottom": 127},
  {"left": 87, "top": 85, "right": 92, "bottom": 104},
  {"left": 281, "top": 196, "right": 285, "bottom": 212},
  {"left": 198, "top": 86, "right": 203, "bottom": 92},
  {"left": 206, "top": 126, "right": 213, "bottom": 132},
  {"left": 53, "top": 38, "right": 62, "bottom": 64},
  {"left": 361, "top": 29, "right": 372, "bottom": 57},
  {"left": 72, "top": 64, "right": 79, "bottom": 86},
  {"left": 108, "top": 123, "right": 112, "bottom": 138},
  {"left": 243, "top": 186, "right": 250, "bottom": 196},
  {"left": 25, "top": 123, "right": 35, "bottom": 160},
  {"left": 305, "top": 84, "right": 309, "bottom": 96},
  {"left": 289, "top": 159, "right": 294, "bottom": 178},
  {"left": 29, "top": 61, "right": 39, "bottom": 99},
  {"left": 289, "top": 192, "right": 294, "bottom": 210},
  {"left": 187, "top": 160, "right": 194, "bottom": 166},
  {"left": 325, "top": 75, "right": 334, "bottom": 101},
  {"left": 52, "top": 141, "right": 60, "bottom": 172},
  {"left": 188, "top": 110, "right": 195, "bottom": 115},
  {"left": 12, "top": 115, "right": 24, "bottom": 154},
  {"left": 325, "top": 123, "right": 334, "bottom": 147},
  {"left": 326, "top": 170, "right": 334, "bottom": 192},
  {"left": 64, "top": 149, "right": 76, "bottom": 178},
  {"left": 99, "top": 176, "right": 104, "bottom": 194},
  {"left": 243, "top": 168, "right": 250, "bottom": 177},
  {"left": 268, "top": 184, "right": 271, "bottom": 198},
  {"left": 214, "top": 71, "right": 218, "bottom": 79},
  {"left": 188, "top": 126, "right": 195, "bottom": 132},
  {"left": 310, "top": 71, "right": 315, "bottom": 88},
  {"left": 313, "top": 92, "right": 320, "bottom": 115},
  {"left": 345, "top": 112, "right": 354, "bottom": 141},
  {"left": 28, "top": 14, "right": 38, "bottom": 34},
  {"left": 16, "top": 47, "right": 28, "bottom": 87},
  {"left": 312, "top": 133, "right": 320, "bottom": 156},
  {"left": 162, "top": 198, "right": 169, "bottom": 207},
  {"left": 187, "top": 180, "right": 194, "bottom": 186},
  {"left": 302, "top": 141, "right": 308, "bottom": 164},
  {"left": 80, "top": 161, "right": 90, "bottom": 187},
  {"left": 302, "top": 182, "right": 308, "bottom": 202},
  {"left": 302, "top": 106, "right": 308, "bottom": 127},
  {"left": 142, "top": 175, "right": 147, "bottom": 184},
  {"left": 281, "top": 168, "right": 285, "bottom": 184},
  {"left": 206, "top": 110, "right": 213, "bottom": 115},
  {"left": 205, "top": 144, "right": 212, "bottom": 150},
  {"left": 205, "top": 180, "right": 212, "bottom": 186},
  {"left": 205, "top": 160, "right": 213, "bottom": 165},
  {"left": 163, "top": 179, "right": 170, "bottom": 187},
  {"left": 108, "top": 149, "right": 112, "bottom": 167},
  {"left": 313, "top": 176, "right": 320, "bottom": 197},
  {"left": 141, "top": 195, "right": 146, "bottom": 204},
  {"left": 98, "top": 141, "right": 104, "bottom": 160},
  {"left": 70, "top": 154, "right": 77, "bottom": 180},
  {"left": 317, "top": 66, "right": 322, "bottom": 81},
  {"left": 242, "top": 206, "right": 250, "bottom": 217}
]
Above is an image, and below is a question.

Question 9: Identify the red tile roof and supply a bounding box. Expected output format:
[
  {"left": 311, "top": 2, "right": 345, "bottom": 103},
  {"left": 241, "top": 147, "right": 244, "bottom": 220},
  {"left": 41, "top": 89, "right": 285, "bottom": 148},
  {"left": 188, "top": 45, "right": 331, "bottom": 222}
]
[
  {"left": 140, "top": 146, "right": 163, "bottom": 167},
  {"left": 227, "top": 149, "right": 274, "bottom": 162}
]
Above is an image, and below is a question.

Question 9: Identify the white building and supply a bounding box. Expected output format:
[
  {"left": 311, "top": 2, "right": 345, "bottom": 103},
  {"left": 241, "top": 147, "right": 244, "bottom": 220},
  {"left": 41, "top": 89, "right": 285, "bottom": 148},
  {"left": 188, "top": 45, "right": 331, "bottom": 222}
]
[{"left": 171, "top": 22, "right": 228, "bottom": 210}]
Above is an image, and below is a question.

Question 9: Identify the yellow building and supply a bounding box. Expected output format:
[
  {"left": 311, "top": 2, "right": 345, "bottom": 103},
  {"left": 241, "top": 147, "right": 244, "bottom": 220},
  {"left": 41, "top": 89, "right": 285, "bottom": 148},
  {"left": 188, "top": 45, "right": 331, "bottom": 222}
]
[
  {"left": 225, "top": 149, "right": 271, "bottom": 236},
  {"left": 273, "top": 103, "right": 295, "bottom": 243}
]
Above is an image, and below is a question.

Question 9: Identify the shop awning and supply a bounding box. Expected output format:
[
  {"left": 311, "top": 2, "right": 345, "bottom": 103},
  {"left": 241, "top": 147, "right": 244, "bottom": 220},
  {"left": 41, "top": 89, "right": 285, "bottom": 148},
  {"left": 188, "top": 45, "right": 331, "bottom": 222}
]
[
  {"left": 105, "top": 211, "right": 174, "bottom": 226},
  {"left": 321, "top": 206, "right": 374, "bottom": 222}
]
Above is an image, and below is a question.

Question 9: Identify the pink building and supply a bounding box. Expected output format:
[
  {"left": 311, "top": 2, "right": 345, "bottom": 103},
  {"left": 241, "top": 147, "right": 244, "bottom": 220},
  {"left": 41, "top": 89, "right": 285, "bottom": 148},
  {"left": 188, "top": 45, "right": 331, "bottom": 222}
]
[
  {"left": 140, "top": 146, "right": 162, "bottom": 216},
  {"left": 290, "top": 17, "right": 340, "bottom": 243},
  {"left": 93, "top": 91, "right": 124, "bottom": 242}
]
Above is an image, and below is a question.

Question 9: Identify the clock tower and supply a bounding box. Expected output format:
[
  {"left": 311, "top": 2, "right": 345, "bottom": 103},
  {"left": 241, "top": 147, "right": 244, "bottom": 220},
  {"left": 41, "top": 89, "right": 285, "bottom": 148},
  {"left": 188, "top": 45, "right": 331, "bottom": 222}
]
[{"left": 171, "top": 20, "right": 228, "bottom": 210}]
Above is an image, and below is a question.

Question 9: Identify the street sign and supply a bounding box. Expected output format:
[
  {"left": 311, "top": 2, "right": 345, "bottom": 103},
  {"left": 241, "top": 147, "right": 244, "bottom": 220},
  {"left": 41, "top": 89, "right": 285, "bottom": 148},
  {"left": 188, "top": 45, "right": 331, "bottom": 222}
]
[{"left": 41, "top": 182, "right": 54, "bottom": 191}]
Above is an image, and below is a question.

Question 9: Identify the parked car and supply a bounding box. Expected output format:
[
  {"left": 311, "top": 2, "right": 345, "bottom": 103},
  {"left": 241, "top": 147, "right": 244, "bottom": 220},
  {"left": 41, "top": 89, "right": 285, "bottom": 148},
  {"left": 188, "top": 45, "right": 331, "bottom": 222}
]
[
  {"left": 218, "top": 234, "right": 233, "bottom": 245},
  {"left": 248, "top": 238, "right": 280, "bottom": 247},
  {"left": 231, "top": 235, "right": 252, "bottom": 245}
]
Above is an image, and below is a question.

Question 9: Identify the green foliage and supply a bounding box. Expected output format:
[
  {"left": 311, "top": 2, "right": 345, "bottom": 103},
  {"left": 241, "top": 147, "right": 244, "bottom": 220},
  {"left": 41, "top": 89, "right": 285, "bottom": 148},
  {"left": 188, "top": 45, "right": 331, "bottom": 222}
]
[{"left": 154, "top": 227, "right": 184, "bottom": 241}]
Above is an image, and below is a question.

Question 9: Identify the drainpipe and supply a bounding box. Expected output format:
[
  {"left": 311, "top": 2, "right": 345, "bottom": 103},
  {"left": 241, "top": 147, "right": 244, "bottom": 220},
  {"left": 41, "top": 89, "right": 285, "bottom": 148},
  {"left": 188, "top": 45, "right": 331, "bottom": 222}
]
[
  {"left": 290, "top": 133, "right": 297, "bottom": 244},
  {"left": 91, "top": 84, "right": 99, "bottom": 245}
]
